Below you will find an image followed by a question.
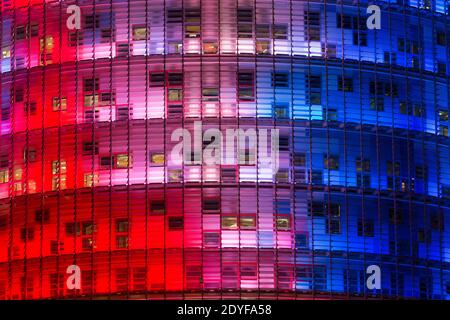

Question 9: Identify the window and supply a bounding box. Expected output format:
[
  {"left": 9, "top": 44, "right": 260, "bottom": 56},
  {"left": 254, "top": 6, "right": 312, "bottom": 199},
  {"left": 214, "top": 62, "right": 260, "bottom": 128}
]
[
  {"left": 23, "top": 148, "right": 37, "bottom": 163},
  {"left": 273, "top": 25, "right": 288, "bottom": 40},
  {"left": 438, "top": 62, "right": 447, "bottom": 74},
  {"left": 150, "top": 200, "right": 165, "bottom": 214},
  {"left": 221, "top": 167, "right": 237, "bottom": 183},
  {"left": 100, "top": 156, "right": 113, "bottom": 168},
  {"left": 294, "top": 153, "right": 306, "bottom": 167},
  {"left": 99, "top": 92, "right": 115, "bottom": 106},
  {"left": 338, "top": 78, "right": 353, "bottom": 92},
  {"left": 168, "top": 42, "right": 183, "bottom": 54},
  {"left": 65, "top": 222, "right": 81, "bottom": 236},
  {"left": 272, "top": 72, "right": 289, "bottom": 88},
  {"left": 82, "top": 222, "right": 95, "bottom": 235},
  {"left": 324, "top": 155, "right": 339, "bottom": 170},
  {"left": 203, "top": 232, "right": 220, "bottom": 247},
  {"left": 357, "top": 219, "right": 374, "bottom": 237},
  {"left": 202, "top": 88, "right": 219, "bottom": 101},
  {"left": 256, "top": 41, "right": 270, "bottom": 54},
  {"left": 240, "top": 264, "right": 257, "bottom": 279},
  {"left": 325, "top": 203, "right": 341, "bottom": 234},
  {"left": 384, "top": 51, "right": 397, "bottom": 65},
  {"left": 168, "top": 217, "right": 184, "bottom": 230},
  {"left": 35, "top": 209, "right": 50, "bottom": 223},
  {"left": 167, "top": 9, "right": 183, "bottom": 23},
  {"left": 389, "top": 208, "right": 403, "bottom": 224},
  {"left": 168, "top": 89, "right": 183, "bottom": 102},
  {"left": 84, "top": 94, "right": 99, "bottom": 107},
  {"left": 68, "top": 32, "right": 83, "bottom": 47},
  {"left": 203, "top": 199, "right": 220, "bottom": 213},
  {"left": 274, "top": 103, "right": 289, "bottom": 119},
  {"left": 117, "top": 43, "right": 132, "bottom": 57},
  {"left": 240, "top": 216, "right": 256, "bottom": 229},
  {"left": 84, "top": 78, "right": 99, "bottom": 92},
  {"left": 237, "top": 72, "right": 254, "bottom": 101},
  {"left": 370, "top": 98, "right": 384, "bottom": 111},
  {"left": 84, "top": 174, "right": 98, "bottom": 187},
  {"left": 237, "top": 8, "right": 253, "bottom": 38},
  {"left": 14, "top": 88, "right": 24, "bottom": 103},
  {"left": 82, "top": 142, "right": 99, "bottom": 156},
  {"left": 84, "top": 14, "right": 100, "bottom": 29},
  {"left": 100, "top": 28, "right": 114, "bottom": 43},
  {"left": 52, "top": 97, "right": 67, "bottom": 111},
  {"left": 336, "top": 14, "right": 353, "bottom": 29},
  {"left": 116, "top": 238, "right": 128, "bottom": 249},
  {"left": 221, "top": 216, "right": 238, "bottom": 229},
  {"left": 438, "top": 110, "right": 449, "bottom": 121},
  {"left": 305, "top": 11, "right": 320, "bottom": 41},
  {"left": 150, "top": 153, "right": 165, "bottom": 165},
  {"left": 295, "top": 233, "right": 308, "bottom": 248},
  {"left": 168, "top": 73, "right": 183, "bottom": 86},
  {"left": 1, "top": 46, "right": 10, "bottom": 59},
  {"left": 306, "top": 75, "right": 321, "bottom": 105},
  {"left": 203, "top": 42, "right": 218, "bottom": 54},
  {"left": 116, "top": 219, "right": 129, "bottom": 233},
  {"left": 254, "top": 24, "right": 270, "bottom": 40},
  {"left": 184, "top": 8, "right": 201, "bottom": 38},
  {"left": 132, "top": 26, "right": 148, "bottom": 41},
  {"left": 185, "top": 25, "right": 200, "bottom": 38},
  {"left": 0, "top": 170, "right": 8, "bottom": 184},
  {"left": 115, "top": 154, "right": 131, "bottom": 169},
  {"left": 24, "top": 102, "right": 37, "bottom": 115},
  {"left": 353, "top": 31, "right": 367, "bottom": 46},
  {"left": 356, "top": 159, "right": 370, "bottom": 172},
  {"left": 20, "top": 228, "right": 34, "bottom": 241},
  {"left": 276, "top": 217, "right": 290, "bottom": 230},
  {"left": 436, "top": 31, "right": 446, "bottom": 46},
  {"left": 51, "top": 160, "right": 67, "bottom": 190}
]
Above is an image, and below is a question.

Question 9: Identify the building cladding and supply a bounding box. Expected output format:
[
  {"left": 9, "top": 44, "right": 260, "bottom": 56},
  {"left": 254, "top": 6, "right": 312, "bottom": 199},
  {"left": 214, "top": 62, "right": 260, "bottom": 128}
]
[{"left": 0, "top": 0, "right": 449, "bottom": 300}]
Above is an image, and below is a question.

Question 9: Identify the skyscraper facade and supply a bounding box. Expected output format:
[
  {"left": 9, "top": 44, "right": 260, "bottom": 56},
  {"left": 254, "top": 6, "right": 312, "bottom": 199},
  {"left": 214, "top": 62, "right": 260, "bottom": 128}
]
[{"left": 0, "top": 0, "right": 449, "bottom": 299}]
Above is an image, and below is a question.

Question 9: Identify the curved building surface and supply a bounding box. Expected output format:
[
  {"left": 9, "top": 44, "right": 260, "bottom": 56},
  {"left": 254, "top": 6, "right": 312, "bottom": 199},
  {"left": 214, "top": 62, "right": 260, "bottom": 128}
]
[{"left": 0, "top": 0, "right": 449, "bottom": 299}]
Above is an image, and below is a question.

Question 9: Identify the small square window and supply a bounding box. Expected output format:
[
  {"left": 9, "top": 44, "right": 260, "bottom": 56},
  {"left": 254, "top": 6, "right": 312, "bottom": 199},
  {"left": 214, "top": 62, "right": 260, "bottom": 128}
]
[
  {"left": 82, "top": 222, "right": 95, "bottom": 235},
  {"left": 20, "top": 228, "right": 34, "bottom": 241},
  {"left": 203, "top": 42, "right": 218, "bottom": 54},
  {"left": 274, "top": 104, "right": 289, "bottom": 119},
  {"left": 185, "top": 25, "right": 201, "bottom": 38},
  {"left": 168, "top": 89, "right": 183, "bottom": 102},
  {"left": 132, "top": 26, "right": 148, "bottom": 41},
  {"left": 438, "top": 110, "right": 449, "bottom": 122},
  {"left": 35, "top": 209, "right": 50, "bottom": 223},
  {"left": 202, "top": 88, "right": 219, "bottom": 101},
  {"left": 240, "top": 264, "right": 257, "bottom": 279},
  {"left": 276, "top": 217, "right": 290, "bottom": 230},
  {"left": 273, "top": 24, "right": 288, "bottom": 40},
  {"left": 52, "top": 97, "right": 67, "bottom": 111},
  {"left": 203, "top": 199, "right": 220, "bottom": 213},
  {"left": 256, "top": 41, "right": 270, "bottom": 54},
  {"left": 203, "top": 232, "right": 220, "bottom": 247},
  {"left": 115, "top": 154, "right": 131, "bottom": 169},
  {"left": 150, "top": 153, "right": 165, "bottom": 165},
  {"left": 324, "top": 155, "right": 339, "bottom": 170},
  {"left": 240, "top": 216, "right": 256, "bottom": 229},
  {"left": 116, "top": 236, "right": 128, "bottom": 249},
  {"left": 65, "top": 222, "right": 81, "bottom": 236},
  {"left": 221, "top": 216, "right": 238, "bottom": 229},
  {"left": 272, "top": 72, "right": 289, "bottom": 88},
  {"left": 168, "top": 217, "right": 184, "bottom": 230},
  {"left": 151, "top": 200, "right": 165, "bottom": 214},
  {"left": 116, "top": 219, "right": 129, "bottom": 233},
  {"left": 83, "top": 173, "right": 98, "bottom": 187}
]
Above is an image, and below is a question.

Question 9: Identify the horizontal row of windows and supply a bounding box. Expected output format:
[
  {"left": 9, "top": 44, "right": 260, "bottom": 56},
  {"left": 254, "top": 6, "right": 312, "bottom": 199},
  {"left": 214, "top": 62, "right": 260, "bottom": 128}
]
[
  {"left": 2, "top": 4, "right": 450, "bottom": 75},
  {"left": 1, "top": 259, "right": 447, "bottom": 299}
]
